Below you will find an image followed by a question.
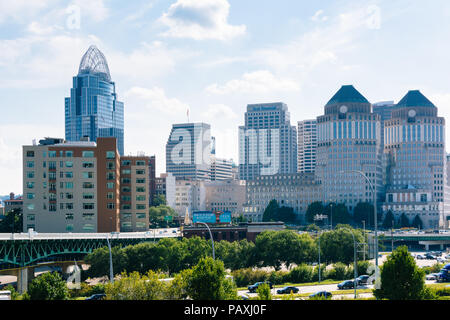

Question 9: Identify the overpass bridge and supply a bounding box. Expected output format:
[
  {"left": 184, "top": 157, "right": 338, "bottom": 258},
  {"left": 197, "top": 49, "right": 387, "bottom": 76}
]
[
  {"left": 375, "top": 231, "right": 450, "bottom": 251},
  {"left": 0, "top": 228, "right": 181, "bottom": 293}
]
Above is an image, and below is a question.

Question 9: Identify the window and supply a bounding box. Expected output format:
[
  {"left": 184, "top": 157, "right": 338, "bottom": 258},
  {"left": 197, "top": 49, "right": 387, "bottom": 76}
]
[
  {"left": 82, "top": 151, "right": 94, "bottom": 157},
  {"left": 27, "top": 215, "right": 35, "bottom": 221},
  {"left": 27, "top": 182, "right": 35, "bottom": 189},
  {"left": 136, "top": 195, "right": 146, "bottom": 201},
  {"left": 83, "top": 193, "right": 94, "bottom": 199},
  {"left": 66, "top": 151, "right": 73, "bottom": 157},
  {"left": 66, "top": 224, "right": 74, "bottom": 232},
  {"left": 82, "top": 213, "right": 94, "bottom": 220},
  {"left": 66, "top": 193, "right": 73, "bottom": 199},
  {"left": 65, "top": 172, "right": 73, "bottom": 178},
  {"left": 106, "top": 151, "right": 116, "bottom": 159},
  {"left": 107, "top": 162, "right": 115, "bottom": 170},
  {"left": 107, "top": 203, "right": 115, "bottom": 209},
  {"left": 83, "top": 203, "right": 94, "bottom": 210},
  {"left": 107, "top": 192, "right": 114, "bottom": 199},
  {"left": 66, "top": 203, "right": 74, "bottom": 210},
  {"left": 65, "top": 161, "right": 73, "bottom": 168},
  {"left": 136, "top": 178, "right": 146, "bottom": 184},
  {"left": 83, "top": 182, "right": 94, "bottom": 189},
  {"left": 106, "top": 172, "right": 115, "bottom": 180},
  {"left": 136, "top": 161, "right": 146, "bottom": 166},
  {"left": 121, "top": 169, "right": 131, "bottom": 175},
  {"left": 49, "top": 151, "right": 57, "bottom": 158},
  {"left": 136, "top": 204, "right": 146, "bottom": 210},
  {"left": 27, "top": 204, "right": 35, "bottom": 210},
  {"left": 66, "top": 182, "right": 74, "bottom": 189},
  {"left": 27, "top": 171, "right": 35, "bottom": 178},
  {"left": 26, "top": 161, "right": 35, "bottom": 168},
  {"left": 136, "top": 222, "right": 147, "bottom": 229},
  {"left": 121, "top": 187, "right": 131, "bottom": 192},
  {"left": 136, "top": 213, "right": 146, "bottom": 219},
  {"left": 121, "top": 160, "right": 131, "bottom": 166},
  {"left": 65, "top": 213, "right": 74, "bottom": 220},
  {"left": 121, "top": 204, "right": 131, "bottom": 210},
  {"left": 107, "top": 182, "right": 115, "bottom": 189},
  {"left": 82, "top": 172, "right": 94, "bottom": 179},
  {"left": 27, "top": 193, "right": 35, "bottom": 199},
  {"left": 136, "top": 169, "right": 145, "bottom": 175},
  {"left": 136, "top": 187, "right": 146, "bottom": 193},
  {"left": 82, "top": 162, "right": 94, "bottom": 168},
  {"left": 121, "top": 178, "right": 131, "bottom": 184},
  {"left": 26, "top": 151, "right": 35, "bottom": 157},
  {"left": 82, "top": 224, "right": 94, "bottom": 231}
]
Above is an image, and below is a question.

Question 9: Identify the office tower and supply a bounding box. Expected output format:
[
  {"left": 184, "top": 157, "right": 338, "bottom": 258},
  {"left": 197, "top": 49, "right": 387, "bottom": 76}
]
[
  {"left": 204, "top": 179, "right": 246, "bottom": 216},
  {"left": 65, "top": 45, "right": 125, "bottom": 155},
  {"left": 119, "top": 156, "right": 152, "bottom": 232},
  {"left": 210, "top": 156, "right": 233, "bottom": 180},
  {"left": 316, "top": 85, "right": 383, "bottom": 213},
  {"left": 239, "top": 103, "right": 297, "bottom": 181},
  {"left": 382, "top": 90, "right": 449, "bottom": 229},
  {"left": 22, "top": 137, "right": 121, "bottom": 233},
  {"left": 297, "top": 119, "right": 317, "bottom": 173},
  {"left": 155, "top": 173, "right": 176, "bottom": 208},
  {"left": 245, "top": 173, "right": 322, "bottom": 223},
  {"left": 166, "top": 123, "right": 212, "bottom": 181}
]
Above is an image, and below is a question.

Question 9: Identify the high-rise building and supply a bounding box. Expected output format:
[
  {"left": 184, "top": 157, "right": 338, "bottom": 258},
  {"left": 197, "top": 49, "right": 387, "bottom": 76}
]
[
  {"left": 297, "top": 119, "right": 317, "bottom": 173},
  {"left": 239, "top": 103, "right": 297, "bottom": 181},
  {"left": 166, "top": 123, "right": 211, "bottom": 181},
  {"left": 382, "top": 90, "right": 449, "bottom": 229},
  {"left": 65, "top": 45, "right": 124, "bottom": 155},
  {"left": 22, "top": 137, "right": 121, "bottom": 233},
  {"left": 204, "top": 179, "right": 247, "bottom": 216},
  {"left": 155, "top": 173, "right": 176, "bottom": 208},
  {"left": 316, "top": 85, "right": 383, "bottom": 213},
  {"left": 210, "top": 156, "right": 233, "bottom": 181}
]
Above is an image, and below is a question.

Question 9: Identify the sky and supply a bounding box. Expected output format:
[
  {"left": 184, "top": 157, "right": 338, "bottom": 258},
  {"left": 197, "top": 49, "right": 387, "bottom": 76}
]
[{"left": 2, "top": 0, "right": 450, "bottom": 195}]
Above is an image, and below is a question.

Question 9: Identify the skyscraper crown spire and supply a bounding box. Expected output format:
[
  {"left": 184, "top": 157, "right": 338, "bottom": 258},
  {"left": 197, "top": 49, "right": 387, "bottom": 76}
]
[{"left": 78, "top": 45, "right": 111, "bottom": 82}]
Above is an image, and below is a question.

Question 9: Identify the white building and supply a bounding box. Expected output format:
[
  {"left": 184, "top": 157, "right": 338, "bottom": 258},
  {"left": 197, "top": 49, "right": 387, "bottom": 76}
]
[{"left": 297, "top": 119, "right": 317, "bottom": 173}]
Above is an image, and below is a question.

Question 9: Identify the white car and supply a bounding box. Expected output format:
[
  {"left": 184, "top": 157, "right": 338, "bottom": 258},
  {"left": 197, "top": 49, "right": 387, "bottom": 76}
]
[
  {"left": 426, "top": 274, "right": 438, "bottom": 280},
  {"left": 416, "top": 254, "right": 425, "bottom": 260},
  {"left": 437, "top": 257, "right": 446, "bottom": 264}
]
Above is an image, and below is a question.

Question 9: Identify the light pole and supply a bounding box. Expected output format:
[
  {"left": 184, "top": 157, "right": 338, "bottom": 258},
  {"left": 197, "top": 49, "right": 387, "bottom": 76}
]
[
  {"left": 196, "top": 222, "right": 215, "bottom": 260},
  {"left": 330, "top": 203, "right": 333, "bottom": 230},
  {"left": 106, "top": 234, "right": 114, "bottom": 284},
  {"left": 314, "top": 214, "right": 328, "bottom": 283},
  {"left": 340, "top": 169, "right": 378, "bottom": 287}
]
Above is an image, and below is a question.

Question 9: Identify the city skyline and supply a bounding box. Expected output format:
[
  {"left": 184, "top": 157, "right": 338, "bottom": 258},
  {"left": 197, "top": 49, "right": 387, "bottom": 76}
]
[{"left": 4, "top": 1, "right": 450, "bottom": 195}]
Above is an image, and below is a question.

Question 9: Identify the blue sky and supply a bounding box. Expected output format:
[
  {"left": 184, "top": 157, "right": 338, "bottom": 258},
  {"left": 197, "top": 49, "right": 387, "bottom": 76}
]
[{"left": 2, "top": 0, "right": 450, "bottom": 195}]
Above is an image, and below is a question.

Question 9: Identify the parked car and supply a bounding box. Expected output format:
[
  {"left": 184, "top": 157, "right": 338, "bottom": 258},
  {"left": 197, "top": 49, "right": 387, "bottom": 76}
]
[
  {"left": 438, "top": 257, "right": 446, "bottom": 264},
  {"left": 424, "top": 253, "right": 436, "bottom": 260},
  {"left": 309, "top": 291, "right": 332, "bottom": 299},
  {"left": 356, "top": 275, "right": 372, "bottom": 285},
  {"left": 248, "top": 282, "right": 273, "bottom": 293},
  {"left": 416, "top": 254, "right": 425, "bottom": 260},
  {"left": 85, "top": 294, "right": 106, "bottom": 300},
  {"left": 277, "top": 286, "right": 299, "bottom": 294},
  {"left": 337, "top": 280, "right": 355, "bottom": 290}
]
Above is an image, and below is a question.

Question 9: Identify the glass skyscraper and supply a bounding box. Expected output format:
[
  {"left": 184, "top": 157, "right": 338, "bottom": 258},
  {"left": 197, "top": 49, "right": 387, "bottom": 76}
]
[{"left": 65, "top": 45, "right": 124, "bottom": 155}]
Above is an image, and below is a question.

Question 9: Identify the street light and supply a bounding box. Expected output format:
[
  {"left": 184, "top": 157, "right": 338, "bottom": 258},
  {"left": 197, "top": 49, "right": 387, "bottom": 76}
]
[
  {"left": 106, "top": 233, "right": 114, "bottom": 284},
  {"left": 314, "top": 214, "right": 328, "bottom": 283},
  {"left": 339, "top": 169, "right": 378, "bottom": 287},
  {"left": 196, "top": 222, "right": 215, "bottom": 260}
]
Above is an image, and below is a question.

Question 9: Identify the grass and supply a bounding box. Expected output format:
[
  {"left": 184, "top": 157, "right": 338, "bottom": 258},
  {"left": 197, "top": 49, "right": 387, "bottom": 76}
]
[{"left": 237, "top": 279, "right": 342, "bottom": 291}]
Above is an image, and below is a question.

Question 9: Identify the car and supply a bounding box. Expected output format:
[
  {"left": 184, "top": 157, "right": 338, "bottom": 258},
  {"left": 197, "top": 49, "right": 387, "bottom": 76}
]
[
  {"left": 438, "top": 257, "right": 446, "bottom": 264},
  {"left": 85, "top": 294, "right": 106, "bottom": 300},
  {"left": 247, "top": 282, "right": 273, "bottom": 293},
  {"left": 416, "top": 254, "right": 425, "bottom": 260},
  {"left": 172, "top": 230, "right": 177, "bottom": 233},
  {"left": 426, "top": 273, "right": 439, "bottom": 280},
  {"left": 437, "top": 264, "right": 450, "bottom": 283},
  {"left": 276, "top": 286, "right": 299, "bottom": 294},
  {"left": 425, "top": 253, "right": 437, "bottom": 260},
  {"left": 309, "top": 291, "right": 332, "bottom": 299},
  {"left": 337, "top": 280, "right": 356, "bottom": 290},
  {"left": 356, "top": 275, "right": 372, "bottom": 285}
]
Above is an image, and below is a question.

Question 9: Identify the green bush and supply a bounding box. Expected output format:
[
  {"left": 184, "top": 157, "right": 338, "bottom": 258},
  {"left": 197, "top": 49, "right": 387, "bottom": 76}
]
[
  {"left": 326, "top": 262, "right": 348, "bottom": 280},
  {"left": 231, "top": 268, "right": 269, "bottom": 287},
  {"left": 256, "top": 283, "right": 272, "bottom": 300},
  {"left": 288, "top": 264, "right": 313, "bottom": 283},
  {"left": 267, "top": 271, "right": 289, "bottom": 285}
]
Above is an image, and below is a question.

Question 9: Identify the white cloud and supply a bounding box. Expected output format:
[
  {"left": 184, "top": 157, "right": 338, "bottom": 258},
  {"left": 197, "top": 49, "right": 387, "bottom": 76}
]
[
  {"left": 0, "top": 1, "right": 55, "bottom": 24},
  {"left": 158, "top": 0, "right": 246, "bottom": 40},
  {"left": 202, "top": 104, "right": 238, "bottom": 120},
  {"left": 311, "top": 9, "right": 328, "bottom": 22},
  {"left": 125, "top": 86, "right": 190, "bottom": 116},
  {"left": 205, "top": 70, "right": 300, "bottom": 95}
]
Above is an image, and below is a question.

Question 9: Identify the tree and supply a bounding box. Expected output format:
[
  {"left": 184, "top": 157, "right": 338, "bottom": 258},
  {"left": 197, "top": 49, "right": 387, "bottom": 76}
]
[
  {"left": 105, "top": 271, "right": 167, "bottom": 300},
  {"left": 327, "top": 204, "right": 351, "bottom": 225},
  {"left": 306, "top": 201, "right": 324, "bottom": 224},
  {"left": 373, "top": 246, "right": 428, "bottom": 300},
  {"left": 256, "top": 283, "right": 272, "bottom": 300},
  {"left": 400, "top": 213, "right": 410, "bottom": 228},
  {"left": 185, "top": 257, "right": 237, "bottom": 300},
  {"left": 152, "top": 194, "right": 167, "bottom": 207},
  {"left": 149, "top": 205, "right": 176, "bottom": 228},
  {"left": 277, "top": 206, "right": 296, "bottom": 223},
  {"left": 412, "top": 215, "right": 423, "bottom": 230},
  {"left": 382, "top": 210, "right": 395, "bottom": 229},
  {"left": 319, "top": 226, "right": 364, "bottom": 265},
  {"left": 0, "top": 208, "right": 23, "bottom": 233},
  {"left": 26, "top": 271, "right": 69, "bottom": 300},
  {"left": 353, "top": 202, "right": 374, "bottom": 226},
  {"left": 262, "top": 200, "right": 279, "bottom": 222}
]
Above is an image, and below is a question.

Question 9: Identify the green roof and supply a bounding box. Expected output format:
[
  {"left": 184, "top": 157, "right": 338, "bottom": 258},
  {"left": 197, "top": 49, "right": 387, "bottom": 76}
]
[
  {"left": 325, "top": 85, "right": 370, "bottom": 106},
  {"left": 396, "top": 90, "right": 435, "bottom": 108}
]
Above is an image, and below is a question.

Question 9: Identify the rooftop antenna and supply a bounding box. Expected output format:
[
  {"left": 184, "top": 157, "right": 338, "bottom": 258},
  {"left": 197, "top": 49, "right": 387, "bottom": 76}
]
[{"left": 187, "top": 108, "right": 190, "bottom": 123}]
